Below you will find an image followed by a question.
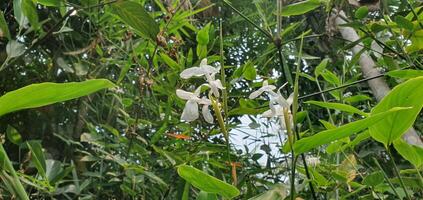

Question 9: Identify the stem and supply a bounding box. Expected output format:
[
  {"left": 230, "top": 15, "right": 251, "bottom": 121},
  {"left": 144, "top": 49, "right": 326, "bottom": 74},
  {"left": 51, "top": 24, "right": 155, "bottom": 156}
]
[
  {"left": 387, "top": 149, "right": 412, "bottom": 200},
  {"left": 372, "top": 157, "right": 402, "bottom": 199},
  {"left": 219, "top": 7, "right": 229, "bottom": 125}
]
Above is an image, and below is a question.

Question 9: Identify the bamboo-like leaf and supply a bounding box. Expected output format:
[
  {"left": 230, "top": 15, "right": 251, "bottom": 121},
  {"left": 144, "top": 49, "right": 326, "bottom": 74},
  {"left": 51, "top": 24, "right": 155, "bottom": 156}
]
[
  {"left": 177, "top": 165, "right": 240, "bottom": 199},
  {"left": 306, "top": 101, "right": 369, "bottom": 116},
  {"left": 279, "top": 0, "right": 322, "bottom": 17},
  {"left": 0, "top": 79, "right": 115, "bottom": 117},
  {"left": 26, "top": 140, "right": 47, "bottom": 178},
  {"left": 294, "top": 107, "right": 409, "bottom": 154}
]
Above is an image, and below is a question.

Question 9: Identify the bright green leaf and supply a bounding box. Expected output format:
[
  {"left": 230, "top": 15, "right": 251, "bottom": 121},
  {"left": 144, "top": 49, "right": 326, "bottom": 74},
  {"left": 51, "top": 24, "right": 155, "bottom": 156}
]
[
  {"left": 22, "top": 0, "right": 40, "bottom": 29},
  {"left": 248, "top": 184, "right": 287, "bottom": 200},
  {"left": 369, "top": 77, "right": 423, "bottom": 146},
  {"left": 36, "top": 0, "right": 63, "bottom": 7},
  {"left": 306, "top": 101, "right": 369, "bottom": 116},
  {"left": 315, "top": 58, "right": 329, "bottom": 77},
  {"left": 0, "top": 79, "right": 115, "bottom": 117},
  {"left": 293, "top": 107, "right": 409, "bottom": 154},
  {"left": 177, "top": 165, "right": 240, "bottom": 199},
  {"left": 387, "top": 70, "right": 423, "bottom": 79},
  {"left": 395, "top": 16, "right": 414, "bottom": 31},
  {"left": 27, "top": 140, "right": 47, "bottom": 178},
  {"left": 243, "top": 63, "right": 257, "bottom": 81},
  {"left": 355, "top": 6, "right": 369, "bottom": 19},
  {"left": 197, "top": 191, "right": 218, "bottom": 200},
  {"left": 393, "top": 139, "right": 423, "bottom": 167},
  {"left": 197, "top": 23, "right": 211, "bottom": 45},
  {"left": 280, "top": 0, "right": 321, "bottom": 17}
]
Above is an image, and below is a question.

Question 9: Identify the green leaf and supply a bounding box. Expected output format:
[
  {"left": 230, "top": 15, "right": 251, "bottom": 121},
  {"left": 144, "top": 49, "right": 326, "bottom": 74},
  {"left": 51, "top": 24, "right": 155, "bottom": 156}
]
[
  {"left": 112, "top": 1, "right": 159, "bottom": 41},
  {"left": 306, "top": 101, "right": 369, "bottom": 116},
  {"left": 243, "top": 62, "right": 257, "bottom": 81},
  {"left": 27, "top": 140, "right": 47, "bottom": 178},
  {"left": 393, "top": 139, "right": 423, "bottom": 167},
  {"left": 386, "top": 70, "right": 423, "bottom": 79},
  {"left": 177, "top": 165, "right": 240, "bottom": 199},
  {"left": 355, "top": 6, "right": 369, "bottom": 19},
  {"left": 395, "top": 16, "right": 414, "bottom": 31},
  {"left": 293, "top": 107, "right": 409, "bottom": 154},
  {"left": 280, "top": 0, "right": 321, "bottom": 17},
  {"left": 22, "top": 0, "right": 40, "bottom": 29},
  {"left": 160, "top": 53, "right": 181, "bottom": 70},
  {"left": 6, "top": 40, "right": 25, "bottom": 58},
  {"left": 362, "top": 171, "right": 384, "bottom": 187},
  {"left": 197, "top": 23, "right": 211, "bottom": 45},
  {"left": 197, "top": 191, "right": 218, "bottom": 200},
  {"left": 248, "top": 184, "right": 287, "bottom": 200},
  {"left": 369, "top": 77, "right": 423, "bottom": 146},
  {"left": 321, "top": 70, "right": 340, "bottom": 86},
  {"left": 0, "top": 79, "right": 115, "bottom": 117},
  {"left": 6, "top": 125, "right": 23, "bottom": 145},
  {"left": 0, "top": 11, "right": 11, "bottom": 40},
  {"left": 36, "top": 0, "right": 63, "bottom": 7}
]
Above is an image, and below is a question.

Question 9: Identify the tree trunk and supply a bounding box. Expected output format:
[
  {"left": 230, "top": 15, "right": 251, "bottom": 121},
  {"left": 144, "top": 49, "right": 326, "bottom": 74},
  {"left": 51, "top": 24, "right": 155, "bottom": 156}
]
[{"left": 334, "top": 10, "right": 423, "bottom": 147}]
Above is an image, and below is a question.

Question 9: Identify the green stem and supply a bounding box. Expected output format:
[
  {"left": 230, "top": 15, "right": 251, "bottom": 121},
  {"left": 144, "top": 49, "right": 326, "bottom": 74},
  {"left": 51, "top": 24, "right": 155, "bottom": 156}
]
[
  {"left": 387, "top": 149, "right": 412, "bottom": 200},
  {"left": 0, "top": 145, "right": 29, "bottom": 200},
  {"left": 372, "top": 157, "right": 402, "bottom": 199}
]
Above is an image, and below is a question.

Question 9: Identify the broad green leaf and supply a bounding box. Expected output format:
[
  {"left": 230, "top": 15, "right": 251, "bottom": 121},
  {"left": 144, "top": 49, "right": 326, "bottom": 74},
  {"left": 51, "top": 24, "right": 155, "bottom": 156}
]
[
  {"left": 0, "top": 79, "right": 115, "bottom": 117},
  {"left": 306, "top": 101, "right": 369, "bottom": 116},
  {"left": 22, "top": 0, "right": 40, "bottom": 29},
  {"left": 6, "top": 40, "right": 25, "bottom": 58},
  {"left": 243, "top": 62, "right": 257, "bottom": 81},
  {"left": 197, "top": 191, "right": 218, "bottom": 200},
  {"left": 0, "top": 11, "right": 11, "bottom": 40},
  {"left": 197, "top": 23, "right": 211, "bottom": 45},
  {"left": 369, "top": 77, "right": 423, "bottom": 146},
  {"left": 355, "top": 6, "right": 369, "bottom": 19},
  {"left": 36, "top": 0, "right": 63, "bottom": 7},
  {"left": 177, "top": 165, "right": 240, "bottom": 199},
  {"left": 393, "top": 139, "right": 423, "bottom": 167},
  {"left": 387, "top": 70, "right": 423, "bottom": 79},
  {"left": 112, "top": 1, "right": 159, "bottom": 41},
  {"left": 248, "top": 184, "right": 287, "bottom": 200},
  {"left": 293, "top": 107, "right": 409, "bottom": 154},
  {"left": 395, "top": 16, "right": 414, "bottom": 31},
  {"left": 280, "top": 0, "right": 321, "bottom": 17},
  {"left": 160, "top": 53, "right": 181, "bottom": 70},
  {"left": 13, "top": 0, "right": 27, "bottom": 28},
  {"left": 362, "top": 171, "right": 384, "bottom": 187},
  {"left": 6, "top": 125, "right": 23, "bottom": 145},
  {"left": 27, "top": 140, "right": 47, "bottom": 178}
]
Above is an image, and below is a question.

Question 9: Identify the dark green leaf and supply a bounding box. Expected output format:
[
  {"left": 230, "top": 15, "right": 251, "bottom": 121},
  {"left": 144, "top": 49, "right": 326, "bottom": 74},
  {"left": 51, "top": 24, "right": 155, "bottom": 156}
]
[
  {"left": 6, "top": 125, "right": 22, "bottom": 145},
  {"left": 0, "top": 11, "right": 11, "bottom": 40},
  {"left": 306, "top": 101, "right": 369, "bottom": 116},
  {"left": 22, "top": 0, "right": 40, "bottom": 29},
  {"left": 112, "top": 1, "right": 159, "bottom": 40},
  {"left": 395, "top": 16, "right": 414, "bottom": 31},
  {"left": 362, "top": 171, "right": 384, "bottom": 186}
]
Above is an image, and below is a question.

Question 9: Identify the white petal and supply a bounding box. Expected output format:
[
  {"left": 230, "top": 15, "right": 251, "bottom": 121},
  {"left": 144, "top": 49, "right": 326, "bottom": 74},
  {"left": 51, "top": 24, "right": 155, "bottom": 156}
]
[
  {"left": 213, "top": 79, "right": 224, "bottom": 89},
  {"left": 202, "top": 104, "right": 214, "bottom": 123},
  {"left": 181, "top": 100, "right": 199, "bottom": 122},
  {"left": 180, "top": 67, "right": 204, "bottom": 79},
  {"left": 262, "top": 85, "right": 277, "bottom": 92},
  {"left": 200, "top": 58, "right": 208, "bottom": 67},
  {"left": 249, "top": 89, "right": 264, "bottom": 99},
  {"left": 198, "top": 96, "right": 211, "bottom": 105},
  {"left": 262, "top": 109, "right": 275, "bottom": 118},
  {"left": 201, "top": 65, "right": 219, "bottom": 75},
  {"left": 176, "top": 89, "right": 195, "bottom": 100},
  {"left": 287, "top": 93, "right": 294, "bottom": 106}
]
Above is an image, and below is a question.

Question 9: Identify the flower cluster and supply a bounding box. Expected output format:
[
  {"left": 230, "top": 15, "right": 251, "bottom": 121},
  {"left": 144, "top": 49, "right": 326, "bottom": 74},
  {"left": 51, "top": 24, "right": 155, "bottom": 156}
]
[
  {"left": 176, "top": 58, "right": 224, "bottom": 123},
  {"left": 249, "top": 80, "right": 294, "bottom": 130}
]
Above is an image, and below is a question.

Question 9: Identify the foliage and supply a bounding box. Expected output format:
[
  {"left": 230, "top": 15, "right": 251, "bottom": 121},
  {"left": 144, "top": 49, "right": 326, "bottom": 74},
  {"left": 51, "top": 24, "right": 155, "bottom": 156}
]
[{"left": 0, "top": 0, "right": 423, "bottom": 199}]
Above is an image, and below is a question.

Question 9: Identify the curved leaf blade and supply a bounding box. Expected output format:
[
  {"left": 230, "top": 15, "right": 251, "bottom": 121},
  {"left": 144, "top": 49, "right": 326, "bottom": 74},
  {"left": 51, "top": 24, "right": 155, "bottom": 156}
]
[
  {"left": 0, "top": 79, "right": 115, "bottom": 117},
  {"left": 177, "top": 165, "right": 240, "bottom": 199},
  {"left": 306, "top": 101, "right": 369, "bottom": 117}
]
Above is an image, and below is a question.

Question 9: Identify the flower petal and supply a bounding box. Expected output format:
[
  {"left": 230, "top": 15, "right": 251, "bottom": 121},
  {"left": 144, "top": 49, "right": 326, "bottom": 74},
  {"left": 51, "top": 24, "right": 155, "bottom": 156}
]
[
  {"left": 198, "top": 96, "right": 211, "bottom": 105},
  {"left": 202, "top": 104, "right": 214, "bottom": 123},
  {"left": 176, "top": 89, "right": 195, "bottom": 100},
  {"left": 287, "top": 93, "right": 294, "bottom": 106},
  {"left": 262, "top": 109, "right": 274, "bottom": 118},
  {"left": 180, "top": 67, "right": 204, "bottom": 79},
  {"left": 181, "top": 100, "right": 199, "bottom": 122},
  {"left": 249, "top": 89, "right": 264, "bottom": 99}
]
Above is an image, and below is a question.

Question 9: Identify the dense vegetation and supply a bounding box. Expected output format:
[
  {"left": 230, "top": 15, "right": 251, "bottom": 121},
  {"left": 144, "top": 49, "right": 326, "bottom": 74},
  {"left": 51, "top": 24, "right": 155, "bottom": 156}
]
[{"left": 1, "top": 0, "right": 423, "bottom": 199}]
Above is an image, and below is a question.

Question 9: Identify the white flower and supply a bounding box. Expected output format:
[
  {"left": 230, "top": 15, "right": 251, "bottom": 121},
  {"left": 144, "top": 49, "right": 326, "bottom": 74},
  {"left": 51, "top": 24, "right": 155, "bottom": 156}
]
[
  {"left": 176, "top": 88, "right": 213, "bottom": 123},
  {"left": 180, "top": 58, "right": 224, "bottom": 97},
  {"left": 306, "top": 156, "right": 321, "bottom": 167},
  {"left": 248, "top": 80, "right": 277, "bottom": 99},
  {"left": 180, "top": 58, "right": 219, "bottom": 79}
]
